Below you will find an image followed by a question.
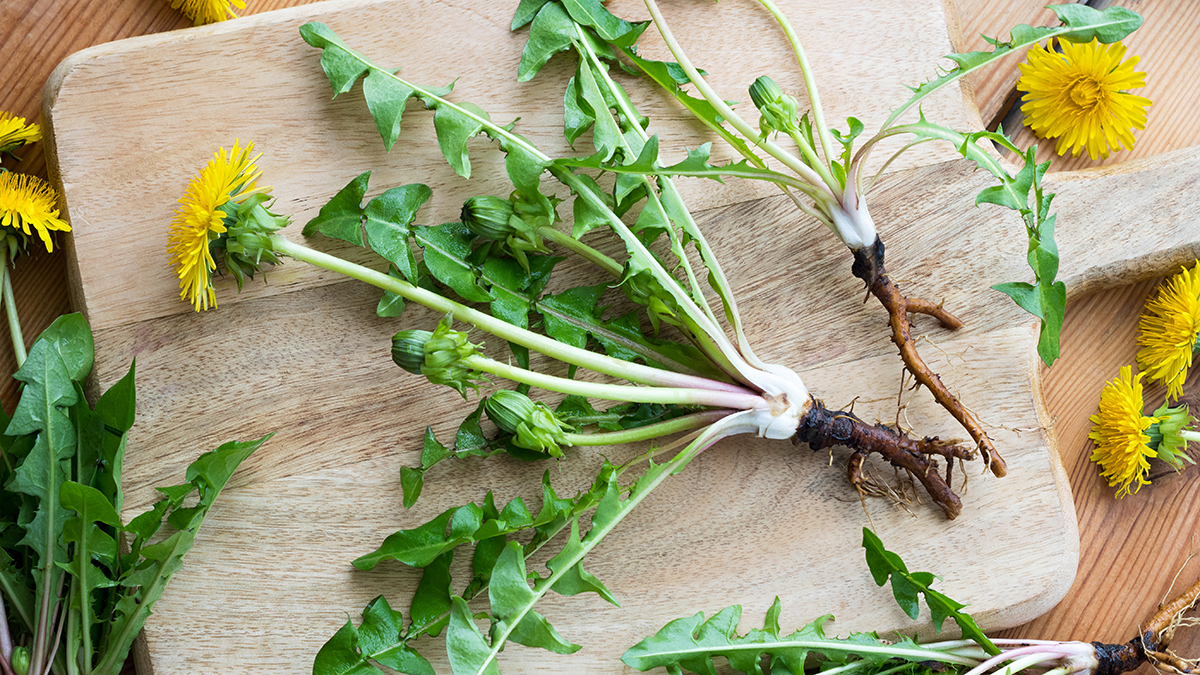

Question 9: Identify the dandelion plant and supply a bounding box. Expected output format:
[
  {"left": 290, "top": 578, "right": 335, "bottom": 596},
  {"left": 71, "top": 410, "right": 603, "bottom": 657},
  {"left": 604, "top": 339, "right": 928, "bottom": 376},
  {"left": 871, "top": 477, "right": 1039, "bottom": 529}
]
[
  {"left": 0, "top": 315, "right": 265, "bottom": 675},
  {"left": 543, "top": 0, "right": 1145, "bottom": 472},
  {"left": 622, "top": 529, "right": 1200, "bottom": 675},
  {"left": 160, "top": 2, "right": 1146, "bottom": 673}
]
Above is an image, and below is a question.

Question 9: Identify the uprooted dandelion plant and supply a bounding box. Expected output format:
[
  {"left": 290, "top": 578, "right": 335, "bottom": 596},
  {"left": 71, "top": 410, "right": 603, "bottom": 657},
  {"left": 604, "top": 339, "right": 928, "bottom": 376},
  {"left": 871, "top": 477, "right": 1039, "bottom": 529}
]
[
  {"left": 621, "top": 528, "right": 1200, "bottom": 675},
  {"left": 161, "top": 1, "right": 1145, "bottom": 673}
]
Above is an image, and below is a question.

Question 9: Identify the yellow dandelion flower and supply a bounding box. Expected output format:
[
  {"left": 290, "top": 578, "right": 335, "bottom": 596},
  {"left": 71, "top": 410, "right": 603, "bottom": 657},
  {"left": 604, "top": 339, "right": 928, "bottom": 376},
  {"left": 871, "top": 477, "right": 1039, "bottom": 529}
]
[
  {"left": 0, "top": 173, "right": 71, "bottom": 253},
  {"left": 1017, "top": 38, "right": 1151, "bottom": 160},
  {"left": 168, "top": 141, "right": 264, "bottom": 312},
  {"left": 1088, "top": 366, "right": 1158, "bottom": 498},
  {"left": 0, "top": 112, "right": 42, "bottom": 155},
  {"left": 168, "top": 0, "right": 244, "bottom": 26},
  {"left": 1137, "top": 261, "right": 1200, "bottom": 399}
]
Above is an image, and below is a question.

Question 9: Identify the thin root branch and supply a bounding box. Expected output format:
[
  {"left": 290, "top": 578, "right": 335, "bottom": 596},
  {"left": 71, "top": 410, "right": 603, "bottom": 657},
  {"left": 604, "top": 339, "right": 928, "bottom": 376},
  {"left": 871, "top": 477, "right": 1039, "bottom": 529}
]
[{"left": 852, "top": 237, "right": 1007, "bottom": 478}]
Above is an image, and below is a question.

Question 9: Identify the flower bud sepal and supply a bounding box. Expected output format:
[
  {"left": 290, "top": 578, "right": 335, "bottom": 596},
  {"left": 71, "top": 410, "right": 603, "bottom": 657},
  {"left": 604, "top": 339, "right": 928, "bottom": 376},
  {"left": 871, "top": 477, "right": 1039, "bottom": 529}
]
[
  {"left": 1147, "top": 402, "right": 1200, "bottom": 472},
  {"left": 484, "top": 389, "right": 573, "bottom": 458}
]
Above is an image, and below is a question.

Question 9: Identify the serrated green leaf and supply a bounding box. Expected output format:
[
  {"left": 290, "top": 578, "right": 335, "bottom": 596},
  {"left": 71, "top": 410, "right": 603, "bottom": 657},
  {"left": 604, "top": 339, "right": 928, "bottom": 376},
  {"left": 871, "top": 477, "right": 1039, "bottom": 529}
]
[
  {"left": 860, "top": 528, "right": 998, "bottom": 655},
  {"left": 411, "top": 551, "right": 454, "bottom": 638},
  {"left": 435, "top": 102, "right": 488, "bottom": 179},
  {"left": 95, "top": 360, "right": 136, "bottom": 433},
  {"left": 1050, "top": 4, "right": 1143, "bottom": 43},
  {"left": 447, "top": 597, "right": 501, "bottom": 675},
  {"left": 489, "top": 541, "right": 581, "bottom": 654},
  {"left": 547, "top": 519, "right": 617, "bottom": 605},
  {"left": 376, "top": 268, "right": 408, "bottom": 318},
  {"left": 312, "top": 619, "right": 383, "bottom": 675},
  {"left": 364, "top": 183, "right": 431, "bottom": 279},
  {"left": 456, "top": 402, "right": 489, "bottom": 454},
  {"left": 415, "top": 223, "right": 493, "bottom": 303},
  {"left": 1037, "top": 281, "right": 1066, "bottom": 367},
  {"left": 303, "top": 172, "right": 369, "bottom": 244},
  {"left": 300, "top": 22, "right": 371, "bottom": 96},
  {"left": 563, "top": 74, "right": 594, "bottom": 147},
  {"left": 576, "top": 57, "right": 622, "bottom": 161},
  {"left": 38, "top": 313, "right": 94, "bottom": 382},
  {"left": 363, "top": 68, "right": 416, "bottom": 151},
  {"left": 98, "top": 435, "right": 266, "bottom": 673},
  {"left": 518, "top": 2, "right": 577, "bottom": 82},
  {"left": 991, "top": 281, "right": 1040, "bottom": 319},
  {"left": 511, "top": 0, "right": 551, "bottom": 30},
  {"left": 561, "top": 0, "right": 640, "bottom": 44}
]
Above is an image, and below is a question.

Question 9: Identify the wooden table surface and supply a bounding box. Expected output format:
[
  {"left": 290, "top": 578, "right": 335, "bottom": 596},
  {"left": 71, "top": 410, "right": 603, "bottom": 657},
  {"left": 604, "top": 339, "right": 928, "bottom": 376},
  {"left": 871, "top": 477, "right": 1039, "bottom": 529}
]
[{"left": 3, "top": 0, "right": 1200, "bottom": 672}]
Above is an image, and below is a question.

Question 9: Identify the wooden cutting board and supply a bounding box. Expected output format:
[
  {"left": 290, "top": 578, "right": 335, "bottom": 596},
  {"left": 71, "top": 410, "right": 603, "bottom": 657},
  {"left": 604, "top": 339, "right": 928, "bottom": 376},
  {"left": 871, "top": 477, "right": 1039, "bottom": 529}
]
[{"left": 39, "top": 0, "right": 1200, "bottom": 672}]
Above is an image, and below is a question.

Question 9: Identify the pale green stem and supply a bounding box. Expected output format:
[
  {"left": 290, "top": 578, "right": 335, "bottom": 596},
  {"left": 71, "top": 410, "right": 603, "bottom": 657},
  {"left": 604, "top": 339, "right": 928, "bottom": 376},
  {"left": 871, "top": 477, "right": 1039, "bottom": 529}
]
[
  {"left": 360, "top": 51, "right": 763, "bottom": 386},
  {"left": 1180, "top": 430, "right": 1200, "bottom": 443},
  {"left": 851, "top": 123, "right": 1010, "bottom": 201},
  {"left": 536, "top": 226, "right": 622, "bottom": 277},
  {"left": 1, "top": 253, "right": 26, "bottom": 368},
  {"left": 269, "top": 235, "right": 753, "bottom": 395},
  {"left": 752, "top": 0, "right": 837, "bottom": 166},
  {"left": 462, "top": 354, "right": 764, "bottom": 409},
  {"left": 574, "top": 27, "right": 826, "bottom": 373},
  {"left": 785, "top": 128, "right": 833, "bottom": 187},
  {"left": 572, "top": 28, "right": 716, "bottom": 324},
  {"left": 642, "top": 0, "right": 839, "bottom": 201},
  {"left": 563, "top": 409, "right": 731, "bottom": 446}
]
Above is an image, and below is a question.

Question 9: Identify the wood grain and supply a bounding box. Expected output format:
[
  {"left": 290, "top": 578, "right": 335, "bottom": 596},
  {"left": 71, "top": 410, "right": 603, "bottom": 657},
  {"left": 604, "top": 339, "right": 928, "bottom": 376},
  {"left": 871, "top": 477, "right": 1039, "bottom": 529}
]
[
  {"left": 38, "top": 0, "right": 1083, "bottom": 673},
  {"left": 3, "top": 0, "right": 1200, "bottom": 674}
]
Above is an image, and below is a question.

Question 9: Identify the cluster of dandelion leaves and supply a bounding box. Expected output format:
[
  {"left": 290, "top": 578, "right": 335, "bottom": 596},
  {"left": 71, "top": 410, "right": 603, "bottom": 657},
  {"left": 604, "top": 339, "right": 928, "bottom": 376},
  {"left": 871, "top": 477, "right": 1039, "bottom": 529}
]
[
  {"left": 289, "top": 1, "right": 1146, "bottom": 673},
  {"left": 0, "top": 314, "right": 265, "bottom": 675}
]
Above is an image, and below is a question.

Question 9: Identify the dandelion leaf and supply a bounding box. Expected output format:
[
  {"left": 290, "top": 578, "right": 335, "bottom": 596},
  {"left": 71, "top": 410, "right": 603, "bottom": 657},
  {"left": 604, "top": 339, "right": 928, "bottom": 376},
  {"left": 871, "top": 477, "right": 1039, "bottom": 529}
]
[
  {"left": 364, "top": 182, "right": 430, "bottom": 280},
  {"left": 415, "top": 223, "right": 494, "bottom": 303},
  {"left": 1051, "top": 4, "right": 1143, "bottom": 43},
  {"left": 314, "top": 596, "right": 436, "bottom": 675},
  {"left": 435, "top": 102, "right": 488, "bottom": 179},
  {"left": 546, "top": 519, "right": 617, "bottom": 605},
  {"left": 894, "top": 5, "right": 1143, "bottom": 125},
  {"left": 300, "top": 22, "right": 370, "bottom": 96},
  {"left": 861, "top": 528, "right": 998, "bottom": 655},
  {"left": 519, "top": 2, "right": 577, "bottom": 82},
  {"left": 447, "top": 597, "right": 502, "bottom": 675},
  {"left": 563, "top": 74, "right": 594, "bottom": 147},
  {"left": 410, "top": 552, "right": 455, "bottom": 638},
  {"left": 303, "top": 171, "right": 369, "bottom": 244},
  {"left": 489, "top": 541, "right": 581, "bottom": 654},
  {"left": 362, "top": 69, "right": 415, "bottom": 151},
  {"left": 376, "top": 268, "right": 408, "bottom": 318}
]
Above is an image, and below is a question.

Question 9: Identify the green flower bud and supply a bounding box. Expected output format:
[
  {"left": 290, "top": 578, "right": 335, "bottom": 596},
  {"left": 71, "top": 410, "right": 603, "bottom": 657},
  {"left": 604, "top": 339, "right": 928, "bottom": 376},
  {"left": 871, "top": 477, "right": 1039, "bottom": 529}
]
[
  {"left": 391, "top": 329, "right": 434, "bottom": 374},
  {"left": 12, "top": 646, "right": 31, "bottom": 675},
  {"left": 748, "top": 75, "right": 800, "bottom": 136},
  {"left": 485, "top": 389, "right": 573, "bottom": 458},
  {"left": 1148, "top": 403, "right": 1198, "bottom": 471},
  {"left": 421, "top": 316, "right": 485, "bottom": 398},
  {"left": 462, "top": 195, "right": 519, "bottom": 240}
]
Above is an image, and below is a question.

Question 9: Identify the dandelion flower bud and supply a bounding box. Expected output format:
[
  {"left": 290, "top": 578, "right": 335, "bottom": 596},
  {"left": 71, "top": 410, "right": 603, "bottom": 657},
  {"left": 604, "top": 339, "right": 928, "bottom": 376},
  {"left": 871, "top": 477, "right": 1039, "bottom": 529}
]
[
  {"left": 11, "top": 646, "right": 31, "bottom": 675},
  {"left": 749, "top": 76, "right": 800, "bottom": 135},
  {"left": 485, "top": 389, "right": 573, "bottom": 458},
  {"left": 391, "top": 329, "right": 434, "bottom": 374},
  {"left": 462, "top": 195, "right": 519, "bottom": 240}
]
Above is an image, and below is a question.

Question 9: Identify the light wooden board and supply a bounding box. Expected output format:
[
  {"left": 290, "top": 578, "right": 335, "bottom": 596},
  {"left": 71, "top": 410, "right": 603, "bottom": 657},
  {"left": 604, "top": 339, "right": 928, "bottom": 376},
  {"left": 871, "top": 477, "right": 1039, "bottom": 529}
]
[{"left": 39, "top": 0, "right": 1200, "bottom": 672}]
